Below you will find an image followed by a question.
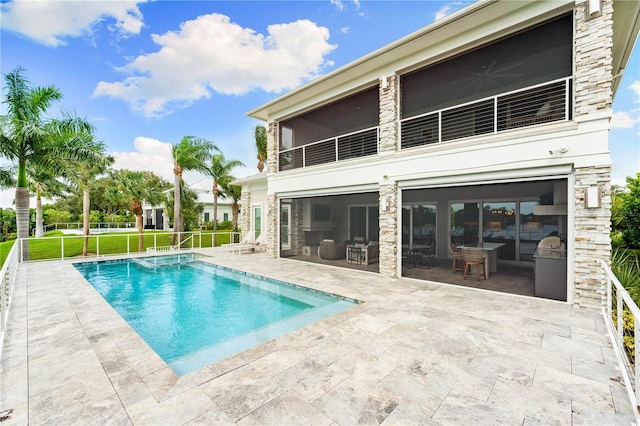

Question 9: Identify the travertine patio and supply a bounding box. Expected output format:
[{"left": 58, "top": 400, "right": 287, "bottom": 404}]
[{"left": 0, "top": 249, "right": 634, "bottom": 424}]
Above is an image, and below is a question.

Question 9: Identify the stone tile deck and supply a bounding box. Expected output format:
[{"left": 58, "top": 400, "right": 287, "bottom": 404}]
[{"left": 0, "top": 249, "right": 634, "bottom": 425}]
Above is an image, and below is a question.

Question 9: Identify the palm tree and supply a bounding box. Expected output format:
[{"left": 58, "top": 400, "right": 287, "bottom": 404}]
[
  {"left": 254, "top": 125, "right": 267, "bottom": 172},
  {"left": 171, "top": 136, "right": 216, "bottom": 244},
  {"left": 64, "top": 150, "right": 114, "bottom": 255},
  {"left": 110, "top": 170, "right": 167, "bottom": 252},
  {"left": 226, "top": 184, "right": 242, "bottom": 232},
  {"left": 27, "top": 163, "right": 69, "bottom": 238},
  {"left": 0, "top": 67, "right": 105, "bottom": 260},
  {"left": 202, "top": 152, "right": 244, "bottom": 239}
]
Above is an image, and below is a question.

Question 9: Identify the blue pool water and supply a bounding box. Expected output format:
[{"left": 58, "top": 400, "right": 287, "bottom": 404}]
[{"left": 74, "top": 254, "right": 357, "bottom": 375}]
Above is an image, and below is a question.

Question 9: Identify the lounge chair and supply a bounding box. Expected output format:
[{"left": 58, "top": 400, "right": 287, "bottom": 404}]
[
  {"left": 222, "top": 233, "right": 254, "bottom": 252},
  {"left": 228, "top": 233, "right": 266, "bottom": 254}
]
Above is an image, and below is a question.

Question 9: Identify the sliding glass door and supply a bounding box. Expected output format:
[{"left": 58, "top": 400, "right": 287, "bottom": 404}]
[
  {"left": 348, "top": 205, "right": 379, "bottom": 242},
  {"left": 450, "top": 202, "right": 479, "bottom": 246}
]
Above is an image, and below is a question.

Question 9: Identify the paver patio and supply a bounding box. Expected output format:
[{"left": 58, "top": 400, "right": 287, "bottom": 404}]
[{"left": 0, "top": 249, "right": 634, "bottom": 424}]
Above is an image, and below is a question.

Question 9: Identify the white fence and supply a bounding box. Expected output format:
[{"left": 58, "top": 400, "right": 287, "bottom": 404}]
[
  {"left": 15, "top": 231, "right": 241, "bottom": 262},
  {"left": 599, "top": 259, "right": 640, "bottom": 423},
  {"left": 43, "top": 222, "right": 137, "bottom": 232},
  {"left": 0, "top": 242, "right": 19, "bottom": 356}
]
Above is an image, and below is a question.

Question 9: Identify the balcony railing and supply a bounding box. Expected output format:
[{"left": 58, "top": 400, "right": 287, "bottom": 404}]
[
  {"left": 400, "top": 77, "right": 573, "bottom": 149},
  {"left": 599, "top": 258, "right": 640, "bottom": 424},
  {"left": 279, "top": 127, "right": 379, "bottom": 171}
]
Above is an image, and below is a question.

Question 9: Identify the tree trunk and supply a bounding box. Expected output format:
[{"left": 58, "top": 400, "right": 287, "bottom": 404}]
[
  {"left": 82, "top": 187, "right": 90, "bottom": 256},
  {"left": 35, "top": 191, "right": 44, "bottom": 238},
  {"left": 172, "top": 162, "right": 182, "bottom": 245},
  {"left": 15, "top": 186, "right": 30, "bottom": 261},
  {"left": 231, "top": 201, "right": 239, "bottom": 232},
  {"left": 136, "top": 213, "right": 144, "bottom": 252},
  {"left": 131, "top": 198, "right": 144, "bottom": 252},
  {"left": 257, "top": 154, "right": 264, "bottom": 173},
  {"left": 212, "top": 181, "right": 218, "bottom": 247}
]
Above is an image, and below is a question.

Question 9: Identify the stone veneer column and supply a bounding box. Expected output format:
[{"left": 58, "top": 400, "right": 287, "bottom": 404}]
[
  {"left": 267, "top": 121, "right": 279, "bottom": 174},
  {"left": 266, "top": 194, "right": 278, "bottom": 258},
  {"left": 574, "top": 166, "right": 612, "bottom": 309},
  {"left": 377, "top": 75, "right": 400, "bottom": 277},
  {"left": 572, "top": 0, "right": 613, "bottom": 308},
  {"left": 378, "top": 75, "right": 399, "bottom": 154},
  {"left": 265, "top": 121, "right": 279, "bottom": 257},
  {"left": 379, "top": 182, "right": 398, "bottom": 278},
  {"left": 574, "top": 0, "right": 614, "bottom": 117},
  {"left": 240, "top": 190, "right": 251, "bottom": 240},
  {"left": 291, "top": 199, "right": 304, "bottom": 255}
]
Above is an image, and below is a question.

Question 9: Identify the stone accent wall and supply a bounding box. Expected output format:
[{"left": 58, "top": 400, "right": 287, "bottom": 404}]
[
  {"left": 267, "top": 121, "right": 279, "bottom": 174},
  {"left": 266, "top": 193, "right": 278, "bottom": 258},
  {"left": 378, "top": 75, "right": 399, "bottom": 153},
  {"left": 291, "top": 199, "right": 304, "bottom": 255},
  {"left": 571, "top": 0, "right": 613, "bottom": 309},
  {"left": 240, "top": 191, "right": 251, "bottom": 240},
  {"left": 378, "top": 182, "right": 398, "bottom": 278},
  {"left": 574, "top": 0, "right": 614, "bottom": 117},
  {"left": 573, "top": 165, "right": 612, "bottom": 309}
]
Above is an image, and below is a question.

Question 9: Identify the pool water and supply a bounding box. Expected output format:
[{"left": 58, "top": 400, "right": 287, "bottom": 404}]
[{"left": 74, "top": 254, "right": 357, "bottom": 375}]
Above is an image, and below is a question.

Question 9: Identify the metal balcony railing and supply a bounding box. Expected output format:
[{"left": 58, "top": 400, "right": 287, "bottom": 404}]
[
  {"left": 599, "top": 258, "right": 640, "bottom": 424},
  {"left": 400, "top": 77, "right": 573, "bottom": 149},
  {"left": 278, "top": 127, "right": 379, "bottom": 171}
]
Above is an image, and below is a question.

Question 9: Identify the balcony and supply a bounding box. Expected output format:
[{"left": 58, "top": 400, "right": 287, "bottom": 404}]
[
  {"left": 400, "top": 77, "right": 572, "bottom": 149},
  {"left": 279, "top": 127, "right": 379, "bottom": 171}
]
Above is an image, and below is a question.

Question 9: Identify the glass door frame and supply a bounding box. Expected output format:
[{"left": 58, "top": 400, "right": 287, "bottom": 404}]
[
  {"left": 252, "top": 204, "right": 263, "bottom": 241},
  {"left": 280, "top": 202, "right": 292, "bottom": 250}
]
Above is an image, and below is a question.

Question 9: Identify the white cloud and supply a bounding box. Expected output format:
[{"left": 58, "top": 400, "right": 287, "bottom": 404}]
[
  {"left": 93, "top": 14, "right": 336, "bottom": 117},
  {"left": 112, "top": 136, "right": 174, "bottom": 181},
  {"left": 435, "top": 2, "right": 464, "bottom": 20},
  {"left": 0, "top": 0, "right": 146, "bottom": 47},
  {"left": 341, "top": 27, "right": 350, "bottom": 34},
  {"left": 631, "top": 80, "right": 640, "bottom": 103},
  {"left": 330, "top": 0, "right": 360, "bottom": 12},
  {"left": 611, "top": 110, "right": 639, "bottom": 129}
]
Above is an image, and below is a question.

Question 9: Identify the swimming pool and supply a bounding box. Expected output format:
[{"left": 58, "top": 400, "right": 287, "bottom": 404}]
[{"left": 74, "top": 254, "right": 357, "bottom": 375}]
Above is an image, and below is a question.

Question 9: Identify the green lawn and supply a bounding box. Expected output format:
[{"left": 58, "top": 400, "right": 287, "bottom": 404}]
[{"left": 0, "top": 230, "right": 238, "bottom": 267}]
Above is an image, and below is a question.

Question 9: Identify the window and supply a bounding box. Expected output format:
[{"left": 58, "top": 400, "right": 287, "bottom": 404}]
[
  {"left": 402, "top": 203, "right": 437, "bottom": 249},
  {"left": 401, "top": 14, "right": 572, "bottom": 119},
  {"left": 349, "top": 205, "right": 379, "bottom": 242},
  {"left": 223, "top": 213, "right": 229, "bottom": 221},
  {"left": 483, "top": 201, "right": 516, "bottom": 260},
  {"left": 253, "top": 206, "right": 262, "bottom": 240},
  {"left": 204, "top": 212, "right": 210, "bottom": 222},
  {"left": 280, "top": 87, "right": 379, "bottom": 149},
  {"left": 450, "top": 202, "right": 480, "bottom": 246}
]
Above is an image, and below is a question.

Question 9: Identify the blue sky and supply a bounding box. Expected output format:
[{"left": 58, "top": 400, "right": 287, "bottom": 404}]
[{"left": 1, "top": 0, "right": 638, "bottom": 208}]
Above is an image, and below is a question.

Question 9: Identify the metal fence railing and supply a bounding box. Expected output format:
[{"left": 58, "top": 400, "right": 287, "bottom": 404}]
[
  {"left": 43, "top": 222, "right": 137, "bottom": 232},
  {"left": 278, "top": 126, "right": 379, "bottom": 171},
  {"left": 400, "top": 77, "right": 572, "bottom": 149},
  {"left": 0, "top": 242, "right": 19, "bottom": 356},
  {"left": 599, "top": 258, "right": 640, "bottom": 423},
  {"left": 13, "top": 231, "right": 241, "bottom": 262}
]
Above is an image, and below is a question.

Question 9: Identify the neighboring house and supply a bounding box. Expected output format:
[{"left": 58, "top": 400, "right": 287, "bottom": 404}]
[
  {"left": 142, "top": 178, "right": 241, "bottom": 230},
  {"left": 245, "top": 0, "right": 640, "bottom": 308}
]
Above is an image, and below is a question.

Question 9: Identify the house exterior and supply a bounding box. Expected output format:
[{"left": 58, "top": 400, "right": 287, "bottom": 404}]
[
  {"left": 142, "top": 178, "right": 240, "bottom": 230},
  {"left": 245, "top": 0, "right": 639, "bottom": 308}
]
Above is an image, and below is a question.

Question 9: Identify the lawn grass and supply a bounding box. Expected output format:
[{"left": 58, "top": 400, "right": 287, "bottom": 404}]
[
  {"left": 0, "top": 240, "right": 16, "bottom": 267},
  {"left": 0, "top": 230, "right": 238, "bottom": 266}
]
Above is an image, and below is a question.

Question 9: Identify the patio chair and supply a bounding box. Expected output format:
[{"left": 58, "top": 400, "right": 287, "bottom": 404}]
[
  {"left": 222, "top": 233, "right": 254, "bottom": 252},
  {"left": 448, "top": 243, "right": 464, "bottom": 272},
  {"left": 318, "top": 239, "right": 346, "bottom": 260},
  {"left": 228, "top": 233, "right": 266, "bottom": 254},
  {"left": 462, "top": 247, "right": 486, "bottom": 281}
]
